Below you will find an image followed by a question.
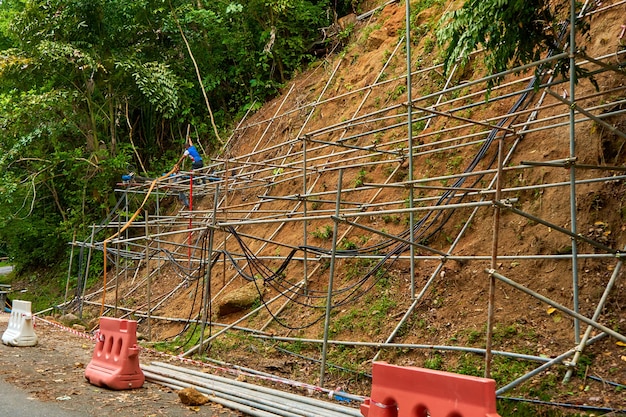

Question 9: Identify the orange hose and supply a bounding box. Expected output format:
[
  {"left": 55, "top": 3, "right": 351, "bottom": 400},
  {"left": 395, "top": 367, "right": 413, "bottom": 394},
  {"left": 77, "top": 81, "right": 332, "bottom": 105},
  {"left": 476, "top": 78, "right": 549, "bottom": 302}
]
[{"left": 100, "top": 166, "right": 180, "bottom": 317}]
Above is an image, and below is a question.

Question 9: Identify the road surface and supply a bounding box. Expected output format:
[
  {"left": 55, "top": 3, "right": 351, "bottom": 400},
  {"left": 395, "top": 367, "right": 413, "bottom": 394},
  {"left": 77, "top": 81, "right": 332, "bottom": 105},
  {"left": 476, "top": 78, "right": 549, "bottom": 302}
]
[{"left": 0, "top": 380, "right": 86, "bottom": 417}]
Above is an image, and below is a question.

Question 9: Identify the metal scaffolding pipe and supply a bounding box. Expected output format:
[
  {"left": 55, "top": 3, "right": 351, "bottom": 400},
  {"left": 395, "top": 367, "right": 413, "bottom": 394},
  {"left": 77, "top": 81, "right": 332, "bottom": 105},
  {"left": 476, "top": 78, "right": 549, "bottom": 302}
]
[
  {"left": 486, "top": 269, "right": 626, "bottom": 343},
  {"left": 73, "top": 5, "right": 626, "bottom": 411},
  {"left": 319, "top": 169, "right": 343, "bottom": 388},
  {"left": 496, "top": 333, "right": 607, "bottom": 395},
  {"left": 145, "top": 362, "right": 362, "bottom": 416},
  {"left": 251, "top": 333, "right": 551, "bottom": 363},
  {"left": 563, "top": 243, "right": 626, "bottom": 382},
  {"left": 142, "top": 371, "right": 283, "bottom": 417}
]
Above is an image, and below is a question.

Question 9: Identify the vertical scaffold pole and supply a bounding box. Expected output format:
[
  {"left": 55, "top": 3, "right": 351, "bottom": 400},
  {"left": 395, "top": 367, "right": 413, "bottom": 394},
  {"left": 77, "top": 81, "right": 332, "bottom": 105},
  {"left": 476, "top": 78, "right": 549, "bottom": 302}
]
[
  {"left": 319, "top": 169, "right": 343, "bottom": 388},
  {"left": 188, "top": 174, "right": 193, "bottom": 267},
  {"left": 115, "top": 207, "right": 121, "bottom": 317},
  {"left": 145, "top": 211, "right": 151, "bottom": 341},
  {"left": 485, "top": 135, "right": 504, "bottom": 378},
  {"left": 569, "top": 0, "right": 581, "bottom": 343},
  {"left": 302, "top": 136, "right": 309, "bottom": 294},
  {"left": 79, "top": 225, "right": 96, "bottom": 319},
  {"left": 405, "top": 0, "right": 415, "bottom": 299},
  {"left": 64, "top": 230, "right": 76, "bottom": 304},
  {"left": 199, "top": 184, "right": 219, "bottom": 356}
]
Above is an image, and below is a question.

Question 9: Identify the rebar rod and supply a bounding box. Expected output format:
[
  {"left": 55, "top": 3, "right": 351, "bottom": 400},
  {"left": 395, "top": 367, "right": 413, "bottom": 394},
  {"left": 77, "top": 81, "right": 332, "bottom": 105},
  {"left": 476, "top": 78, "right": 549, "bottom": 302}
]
[
  {"left": 78, "top": 226, "right": 96, "bottom": 318},
  {"left": 569, "top": 0, "right": 580, "bottom": 341},
  {"left": 64, "top": 231, "right": 76, "bottom": 305},
  {"left": 145, "top": 211, "right": 151, "bottom": 339},
  {"left": 404, "top": 0, "right": 415, "bottom": 301}
]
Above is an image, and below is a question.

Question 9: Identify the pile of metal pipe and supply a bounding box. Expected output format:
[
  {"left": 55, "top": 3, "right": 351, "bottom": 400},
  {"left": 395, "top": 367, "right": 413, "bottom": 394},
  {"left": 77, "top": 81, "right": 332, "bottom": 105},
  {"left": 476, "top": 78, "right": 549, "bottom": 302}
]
[{"left": 142, "top": 361, "right": 362, "bottom": 417}]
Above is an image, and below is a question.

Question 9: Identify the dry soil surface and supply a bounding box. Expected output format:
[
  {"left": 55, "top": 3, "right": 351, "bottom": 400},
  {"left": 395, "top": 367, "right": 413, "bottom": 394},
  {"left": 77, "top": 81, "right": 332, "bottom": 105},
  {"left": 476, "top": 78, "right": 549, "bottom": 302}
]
[{"left": 0, "top": 313, "right": 243, "bottom": 417}]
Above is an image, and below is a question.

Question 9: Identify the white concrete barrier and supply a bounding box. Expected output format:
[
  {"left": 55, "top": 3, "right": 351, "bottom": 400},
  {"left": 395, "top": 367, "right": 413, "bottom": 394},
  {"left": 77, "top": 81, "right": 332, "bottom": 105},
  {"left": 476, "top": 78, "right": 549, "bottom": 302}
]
[{"left": 2, "top": 300, "right": 38, "bottom": 347}]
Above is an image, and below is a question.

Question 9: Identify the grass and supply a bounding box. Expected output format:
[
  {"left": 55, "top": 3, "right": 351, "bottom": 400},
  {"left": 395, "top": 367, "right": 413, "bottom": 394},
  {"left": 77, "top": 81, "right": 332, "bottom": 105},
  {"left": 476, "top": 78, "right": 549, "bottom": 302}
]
[
  {"left": 424, "top": 353, "right": 444, "bottom": 370},
  {"left": 204, "top": 331, "right": 260, "bottom": 361},
  {"left": 0, "top": 272, "right": 11, "bottom": 286},
  {"left": 492, "top": 324, "right": 519, "bottom": 343},
  {"left": 326, "top": 345, "right": 372, "bottom": 380},
  {"left": 496, "top": 399, "right": 594, "bottom": 416},
  {"left": 354, "top": 168, "right": 367, "bottom": 187},
  {"left": 278, "top": 339, "right": 306, "bottom": 355},
  {"left": 490, "top": 356, "right": 533, "bottom": 386},
  {"left": 357, "top": 22, "right": 382, "bottom": 47},
  {"left": 382, "top": 214, "right": 401, "bottom": 224},
  {"left": 328, "top": 265, "right": 397, "bottom": 338},
  {"left": 339, "top": 238, "right": 358, "bottom": 250},
  {"left": 4, "top": 270, "right": 70, "bottom": 313},
  {"left": 311, "top": 225, "right": 333, "bottom": 240},
  {"left": 453, "top": 352, "right": 483, "bottom": 377}
]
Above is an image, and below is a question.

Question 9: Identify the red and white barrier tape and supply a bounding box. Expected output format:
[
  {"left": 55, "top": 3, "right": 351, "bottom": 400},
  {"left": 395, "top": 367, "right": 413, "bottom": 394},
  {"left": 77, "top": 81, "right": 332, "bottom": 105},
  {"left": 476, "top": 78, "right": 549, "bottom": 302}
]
[
  {"left": 33, "top": 315, "right": 97, "bottom": 342},
  {"left": 33, "top": 315, "right": 362, "bottom": 401}
]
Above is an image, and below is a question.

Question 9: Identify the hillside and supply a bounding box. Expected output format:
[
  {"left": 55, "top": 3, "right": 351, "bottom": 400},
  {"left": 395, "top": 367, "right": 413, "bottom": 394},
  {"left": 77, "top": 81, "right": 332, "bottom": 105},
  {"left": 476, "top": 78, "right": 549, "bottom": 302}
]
[{"left": 48, "top": 0, "right": 626, "bottom": 415}]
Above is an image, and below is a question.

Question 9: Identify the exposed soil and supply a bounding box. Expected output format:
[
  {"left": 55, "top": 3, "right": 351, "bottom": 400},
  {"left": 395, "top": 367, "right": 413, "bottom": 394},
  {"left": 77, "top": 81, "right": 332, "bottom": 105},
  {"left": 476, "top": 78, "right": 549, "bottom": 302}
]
[{"left": 4, "top": 0, "right": 626, "bottom": 416}]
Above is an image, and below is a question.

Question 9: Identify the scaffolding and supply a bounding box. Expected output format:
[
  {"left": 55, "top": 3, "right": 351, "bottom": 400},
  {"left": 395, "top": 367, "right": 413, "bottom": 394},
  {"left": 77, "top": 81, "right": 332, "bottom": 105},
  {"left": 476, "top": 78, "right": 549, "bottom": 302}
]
[{"left": 66, "top": 0, "right": 626, "bottom": 408}]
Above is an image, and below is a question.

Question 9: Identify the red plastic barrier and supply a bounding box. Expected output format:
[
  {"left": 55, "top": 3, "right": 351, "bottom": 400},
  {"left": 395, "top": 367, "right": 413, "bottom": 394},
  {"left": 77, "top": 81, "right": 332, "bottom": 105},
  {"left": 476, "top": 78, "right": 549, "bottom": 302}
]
[
  {"left": 360, "top": 362, "right": 501, "bottom": 417},
  {"left": 85, "top": 317, "right": 145, "bottom": 390}
]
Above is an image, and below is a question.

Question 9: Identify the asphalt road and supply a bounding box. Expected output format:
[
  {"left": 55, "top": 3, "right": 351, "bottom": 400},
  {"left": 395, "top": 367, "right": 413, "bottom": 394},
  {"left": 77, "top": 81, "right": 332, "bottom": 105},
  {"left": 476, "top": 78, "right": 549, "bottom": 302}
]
[
  {"left": 0, "top": 271, "right": 86, "bottom": 417},
  {"left": 0, "top": 379, "right": 86, "bottom": 417}
]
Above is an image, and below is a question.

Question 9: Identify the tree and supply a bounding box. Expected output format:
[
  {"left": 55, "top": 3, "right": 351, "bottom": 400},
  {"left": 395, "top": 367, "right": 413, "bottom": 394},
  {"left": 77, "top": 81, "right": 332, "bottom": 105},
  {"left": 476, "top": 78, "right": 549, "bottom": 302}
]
[
  {"left": 0, "top": 0, "right": 184, "bottom": 269},
  {"left": 436, "top": 0, "right": 587, "bottom": 88},
  {"left": 0, "top": 0, "right": 336, "bottom": 272}
]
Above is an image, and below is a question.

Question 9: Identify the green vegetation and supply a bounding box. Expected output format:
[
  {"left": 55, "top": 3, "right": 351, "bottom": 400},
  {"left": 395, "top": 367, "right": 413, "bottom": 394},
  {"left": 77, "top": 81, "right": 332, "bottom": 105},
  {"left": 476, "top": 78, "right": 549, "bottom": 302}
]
[
  {"left": 424, "top": 353, "right": 444, "bottom": 370},
  {"left": 339, "top": 238, "right": 358, "bottom": 250},
  {"left": 497, "top": 399, "right": 591, "bottom": 417},
  {"left": 387, "top": 84, "right": 407, "bottom": 101},
  {"left": 454, "top": 352, "right": 483, "bottom": 377},
  {"left": 382, "top": 214, "right": 401, "bottom": 224},
  {"left": 0, "top": 0, "right": 355, "bottom": 276},
  {"left": 354, "top": 168, "right": 368, "bottom": 187},
  {"left": 0, "top": 274, "right": 10, "bottom": 287},
  {"left": 311, "top": 225, "right": 333, "bottom": 240},
  {"left": 4, "top": 269, "right": 70, "bottom": 312},
  {"left": 152, "top": 327, "right": 262, "bottom": 361},
  {"left": 437, "top": 0, "right": 588, "bottom": 89}
]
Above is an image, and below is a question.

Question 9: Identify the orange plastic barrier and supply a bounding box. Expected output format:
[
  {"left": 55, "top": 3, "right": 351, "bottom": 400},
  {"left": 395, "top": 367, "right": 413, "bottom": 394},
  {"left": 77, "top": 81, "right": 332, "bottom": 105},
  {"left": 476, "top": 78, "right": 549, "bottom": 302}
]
[
  {"left": 84, "top": 317, "right": 145, "bottom": 390},
  {"left": 360, "top": 362, "right": 501, "bottom": 417}
]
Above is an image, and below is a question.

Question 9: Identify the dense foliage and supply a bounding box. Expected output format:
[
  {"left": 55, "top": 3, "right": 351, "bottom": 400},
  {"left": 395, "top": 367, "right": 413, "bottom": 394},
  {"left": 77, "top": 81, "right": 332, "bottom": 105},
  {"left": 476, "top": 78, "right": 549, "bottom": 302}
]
[
  {"left": 0, "top": 0, "right": 344, "bottom": 271},
  {"left": 436, "top": 0, "right": 588, "bottom": 87}
]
